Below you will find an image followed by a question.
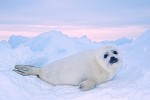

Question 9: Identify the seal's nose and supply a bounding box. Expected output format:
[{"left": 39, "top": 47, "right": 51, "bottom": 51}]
[{"left": 109, "top": 56, "right": 118, "bottom": 64}]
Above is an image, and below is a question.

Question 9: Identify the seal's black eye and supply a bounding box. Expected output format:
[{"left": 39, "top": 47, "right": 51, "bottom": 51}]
[
  {"left": 104, "top": 54, "right": 108, "bottom": 58},
  {"left": 113, "top": 51, "right": 118, "bottom": 55}
]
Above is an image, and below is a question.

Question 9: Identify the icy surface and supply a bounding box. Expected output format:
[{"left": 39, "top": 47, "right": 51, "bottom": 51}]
[{"left": 0, "top": 30, "right": 150, "bottom": 100}]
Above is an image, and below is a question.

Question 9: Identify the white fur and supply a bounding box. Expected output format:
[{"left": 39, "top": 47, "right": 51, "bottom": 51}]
[{"left": 14, "top": 45, "right": 122, "bottom": 91}]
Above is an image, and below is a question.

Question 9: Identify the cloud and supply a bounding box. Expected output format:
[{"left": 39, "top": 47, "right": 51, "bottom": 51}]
[
  {"left": 0, "top": 0, "right": 150, "bottom": 26},
  {"left": 0, "top": 0, "right": 150, "bottom": 41}
]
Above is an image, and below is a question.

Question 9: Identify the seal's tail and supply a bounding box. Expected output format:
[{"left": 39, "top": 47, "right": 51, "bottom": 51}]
[{"left": 13, "top": 65, "right": 40, "bottom": 77}]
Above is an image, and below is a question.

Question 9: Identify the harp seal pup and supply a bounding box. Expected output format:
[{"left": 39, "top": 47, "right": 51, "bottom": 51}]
[{"left": 13, "top": 45, "right": 122, "bottom": 91}]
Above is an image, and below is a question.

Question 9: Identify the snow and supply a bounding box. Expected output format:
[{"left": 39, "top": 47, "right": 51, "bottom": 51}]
[
  {"left": 8, "top": 35, "right": 29, "bottom": 48},
  {"left": 100, "top": 37, "right": 133, "bottom": 45},
  {"left": 0, "top": 30, "right": 150, "bottom": 100}
]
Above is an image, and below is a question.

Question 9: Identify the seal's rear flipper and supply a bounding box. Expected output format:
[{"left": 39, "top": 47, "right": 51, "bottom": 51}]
[{"left": 13, "top": 65, "right": 40, "bottom": 76}]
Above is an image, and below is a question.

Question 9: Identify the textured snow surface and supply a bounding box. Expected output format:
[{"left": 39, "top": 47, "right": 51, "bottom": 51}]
[{"left": 0, "top": 30, "right": 150, "bottom": 100}]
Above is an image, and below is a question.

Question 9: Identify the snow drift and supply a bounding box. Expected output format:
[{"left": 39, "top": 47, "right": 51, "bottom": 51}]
[{"left": 0, "top": 30, "right": 150, "bottom": 100}]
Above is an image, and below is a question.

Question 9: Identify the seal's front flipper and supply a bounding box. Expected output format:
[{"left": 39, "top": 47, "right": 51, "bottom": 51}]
[{"left": 79, "top": 79, "right": 96, "bottom": 91}]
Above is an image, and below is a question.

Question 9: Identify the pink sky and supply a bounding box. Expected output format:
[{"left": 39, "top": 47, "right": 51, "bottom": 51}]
[
  {"left": 0, "top": 24, "right": 148, "bottom": 41},
  {"left": 0, "top": 0, "right": 149, "bottom": 41}
]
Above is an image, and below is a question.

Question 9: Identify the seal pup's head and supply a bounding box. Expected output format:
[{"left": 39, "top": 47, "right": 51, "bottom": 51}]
[{"left": 96, "top": 45, "right": 123, "bottom": 73}]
